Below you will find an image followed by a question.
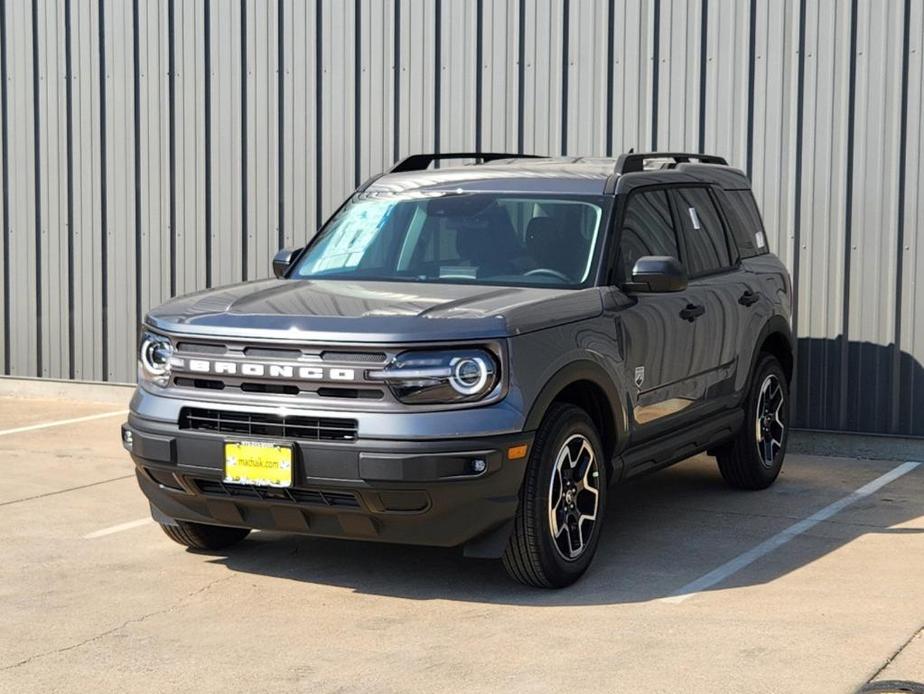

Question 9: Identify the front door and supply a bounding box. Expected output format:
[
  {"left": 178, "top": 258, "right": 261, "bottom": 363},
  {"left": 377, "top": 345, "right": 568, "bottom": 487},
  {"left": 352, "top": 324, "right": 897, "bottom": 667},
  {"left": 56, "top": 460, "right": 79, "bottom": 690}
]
[{"left": 613, "top": 188, "right": 700, "bottom": 434}]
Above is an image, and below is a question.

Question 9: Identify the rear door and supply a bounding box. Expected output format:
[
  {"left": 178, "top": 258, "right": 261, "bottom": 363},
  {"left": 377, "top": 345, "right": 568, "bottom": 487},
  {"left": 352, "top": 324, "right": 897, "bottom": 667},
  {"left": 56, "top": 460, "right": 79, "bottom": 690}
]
[{"left": 669, "top": 186, "right": 743, "bottom": 409}]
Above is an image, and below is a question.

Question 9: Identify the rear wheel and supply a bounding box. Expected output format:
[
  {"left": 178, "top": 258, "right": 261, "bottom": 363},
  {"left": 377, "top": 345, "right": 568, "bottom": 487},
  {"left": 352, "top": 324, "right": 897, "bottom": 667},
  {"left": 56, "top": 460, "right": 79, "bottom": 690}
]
[
  {"left": 159, "top": 520, "right": 251, "bottom": 550},
  {"left": 716, "top": 353, "right": 789, "bottom": 490},
  {"left": 503, "top": 403, "right": 607, "bottom": 588}
]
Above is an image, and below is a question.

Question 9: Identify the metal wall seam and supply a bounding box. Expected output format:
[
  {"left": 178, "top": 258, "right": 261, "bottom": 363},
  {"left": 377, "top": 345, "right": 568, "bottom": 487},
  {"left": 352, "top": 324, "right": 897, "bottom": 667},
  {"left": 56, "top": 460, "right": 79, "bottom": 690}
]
[
  {"left": 521, "top": 0, "right": 564, "bottom": 156},
  {"left": 795, "top": 0, "right": 852, "bottom": 432},
  {"left": 438, "top": 0, "right": 477, "bottom": 156},
  {"left": 319, "top": 0, "right": 355, "bottom": 221},
  {"left": 479, "top": 0, "right": 516, "bottom": 152},
  {"left": 0, "top": 0, "right": 7, "bottom": 375},
  {"left": 242, "top": 0, "right": 279, "bottom": 282},
  {"left": 610, "top": 0, "right": 653, "bottom": 155},
  {"left": 36, "top": 0, "right": 67, "bottom": 380},
  {"left": 7, "top": 0, "right": 38, "bottom": 375},
  {"left": 654, "top": 0, "right": 703, "bottom": 151},
  {"left": 282, "top": 0, "right": 318, "bottom": 248},
  {"left": 102, "top": 0, "right": 135, "bottom": 382},
  {"left": 567, "top": 0, "right": 609, "bottom": 157},
  {"left": 209, "top": 0, "right": 242, "bottom": 287},
  {"left": 897, "top": 0, "right": 923, "bottom": 435},
  {"left": 844, "top": 0, "right": 905, "bottom": 434}
]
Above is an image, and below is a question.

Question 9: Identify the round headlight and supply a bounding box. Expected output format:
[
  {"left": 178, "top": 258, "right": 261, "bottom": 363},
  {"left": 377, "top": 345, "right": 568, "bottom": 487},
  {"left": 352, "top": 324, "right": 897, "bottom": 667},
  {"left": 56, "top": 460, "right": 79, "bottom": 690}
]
[
  {"left": 450, "top": 356, "right": 489, "bottom": 395},
  {"left": 140, "top": 333, "right": 174, "bottom": 377}
]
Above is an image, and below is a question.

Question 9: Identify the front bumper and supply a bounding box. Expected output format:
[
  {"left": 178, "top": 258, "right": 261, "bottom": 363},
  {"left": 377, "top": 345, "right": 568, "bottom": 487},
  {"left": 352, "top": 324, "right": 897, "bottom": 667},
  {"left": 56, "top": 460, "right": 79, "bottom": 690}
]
[{"left": 124, "top": 412, "right": 533, "bottom": 554}]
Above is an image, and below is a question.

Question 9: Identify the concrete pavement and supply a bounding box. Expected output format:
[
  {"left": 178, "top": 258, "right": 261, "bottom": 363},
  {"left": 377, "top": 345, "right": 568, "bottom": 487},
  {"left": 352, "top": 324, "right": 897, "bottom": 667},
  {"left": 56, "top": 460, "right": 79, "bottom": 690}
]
[{"left": 0, "top": 394, "right": 922, "bottom": 693}]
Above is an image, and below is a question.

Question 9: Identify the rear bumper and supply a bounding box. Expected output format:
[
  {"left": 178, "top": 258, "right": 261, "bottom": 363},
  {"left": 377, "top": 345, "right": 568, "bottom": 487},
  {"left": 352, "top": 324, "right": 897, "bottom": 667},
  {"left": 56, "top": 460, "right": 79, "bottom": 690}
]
[{"left": 123, "top": 413, "right": 532, "bottom": 554}]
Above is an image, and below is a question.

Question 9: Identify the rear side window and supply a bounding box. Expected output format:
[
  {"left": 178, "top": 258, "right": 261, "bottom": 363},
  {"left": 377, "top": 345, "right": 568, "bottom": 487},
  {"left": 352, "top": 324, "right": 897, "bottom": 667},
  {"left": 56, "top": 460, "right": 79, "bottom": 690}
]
[
  {"left": 672, "top": 187, "right": 732, "bottom": 276},
  {"left": 723, "top": 189, "right": 769, "bottom": 258},
  {"left": 619, "top": 190, "right": 681, "bottom": 279}
]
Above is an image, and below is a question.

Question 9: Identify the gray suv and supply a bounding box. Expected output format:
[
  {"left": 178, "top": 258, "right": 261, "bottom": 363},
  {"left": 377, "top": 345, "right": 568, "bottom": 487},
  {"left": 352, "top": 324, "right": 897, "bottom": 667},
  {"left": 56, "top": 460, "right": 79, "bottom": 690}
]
[{"left": 123, "top": 152, "right": 794, "bottom": 588}]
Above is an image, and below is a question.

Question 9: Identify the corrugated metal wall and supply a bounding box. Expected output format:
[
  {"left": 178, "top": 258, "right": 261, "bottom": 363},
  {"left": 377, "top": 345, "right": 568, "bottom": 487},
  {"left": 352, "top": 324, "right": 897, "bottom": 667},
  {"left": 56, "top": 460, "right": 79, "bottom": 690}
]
[{"left": 0, "top": 0, "right": 922, "bottom": 437}]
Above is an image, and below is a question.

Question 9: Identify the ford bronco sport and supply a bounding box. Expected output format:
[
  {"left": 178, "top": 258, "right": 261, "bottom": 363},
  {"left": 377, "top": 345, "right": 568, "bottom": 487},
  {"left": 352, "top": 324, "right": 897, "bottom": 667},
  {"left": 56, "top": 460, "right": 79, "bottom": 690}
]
[{"left": 123, "top": 151, "right": 794, "bottom": 588}]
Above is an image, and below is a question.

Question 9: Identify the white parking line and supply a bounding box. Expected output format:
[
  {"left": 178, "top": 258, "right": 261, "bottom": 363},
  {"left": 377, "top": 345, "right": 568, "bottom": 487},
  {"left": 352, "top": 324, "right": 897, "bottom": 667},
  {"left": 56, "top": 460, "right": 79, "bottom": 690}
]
[
  {"left": 661, "top": 461, "right": 921, "bottom": 605},
  {"left": 0, "top": 409, "right": 128, "bottom": 437},
  {"left": 83, "top": 517, "right": 153, "bottom": 539}
]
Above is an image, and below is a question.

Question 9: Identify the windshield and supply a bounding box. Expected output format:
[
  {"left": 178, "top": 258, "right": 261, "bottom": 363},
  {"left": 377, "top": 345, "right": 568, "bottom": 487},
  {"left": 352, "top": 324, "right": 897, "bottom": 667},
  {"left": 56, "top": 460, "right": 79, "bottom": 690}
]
[{"left": 290, "top": 192, "right": 609, "bottom": 288}]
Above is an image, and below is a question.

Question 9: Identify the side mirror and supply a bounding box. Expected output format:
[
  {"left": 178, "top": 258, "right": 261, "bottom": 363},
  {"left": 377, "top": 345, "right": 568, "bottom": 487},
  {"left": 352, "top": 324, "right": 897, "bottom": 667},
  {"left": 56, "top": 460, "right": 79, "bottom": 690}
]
[
  {"left": 623, "top": 256, "right": 687, "bottom": 293},
  {"left": 272, "top": 248, "right": 298, "bottom": 279}
]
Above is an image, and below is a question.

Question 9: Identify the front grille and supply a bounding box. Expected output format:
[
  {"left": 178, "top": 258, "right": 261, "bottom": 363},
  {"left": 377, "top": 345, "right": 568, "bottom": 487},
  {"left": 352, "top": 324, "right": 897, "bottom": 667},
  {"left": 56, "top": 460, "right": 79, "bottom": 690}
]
[
  {"left": 321, "top": 350, "right": 387, "bottom": 363},
  {"left": 194, "top": 479, "right": 360, "bottom": 508},
  {"left": 180, "top": 407, "right": 358, "bottom": 441}
]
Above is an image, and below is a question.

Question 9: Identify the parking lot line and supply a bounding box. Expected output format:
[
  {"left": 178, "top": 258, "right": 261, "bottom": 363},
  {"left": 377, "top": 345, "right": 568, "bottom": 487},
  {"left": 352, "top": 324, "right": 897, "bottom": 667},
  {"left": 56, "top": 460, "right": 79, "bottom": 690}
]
[
  {"left": 83, "top": 517, "right": 154, "bottom": 539},
  {"left": 0, "top": 409, "right": 128, "bottom": 437},
  {"left": 661, "top": 461, "right": 921, "bottom": 605}
]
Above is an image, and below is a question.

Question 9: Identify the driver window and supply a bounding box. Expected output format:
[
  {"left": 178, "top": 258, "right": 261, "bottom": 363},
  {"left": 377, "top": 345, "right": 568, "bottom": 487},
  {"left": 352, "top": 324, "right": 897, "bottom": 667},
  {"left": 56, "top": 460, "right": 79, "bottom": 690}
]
[{"left": 619, "top": 190, "right": 680, "bottom": 280}]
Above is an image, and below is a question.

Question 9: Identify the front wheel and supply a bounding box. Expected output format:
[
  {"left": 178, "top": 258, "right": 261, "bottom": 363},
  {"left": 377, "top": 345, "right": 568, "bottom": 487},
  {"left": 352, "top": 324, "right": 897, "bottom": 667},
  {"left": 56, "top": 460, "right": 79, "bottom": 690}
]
[
  {"left": 503, "top": 403, "right": 608, "bottom": 588},
  {"left": 716, "top": 352, "right": 790, "bottom": 490},
  {"left": 159, "top": 520, "right": 251, "bottom": 550}
]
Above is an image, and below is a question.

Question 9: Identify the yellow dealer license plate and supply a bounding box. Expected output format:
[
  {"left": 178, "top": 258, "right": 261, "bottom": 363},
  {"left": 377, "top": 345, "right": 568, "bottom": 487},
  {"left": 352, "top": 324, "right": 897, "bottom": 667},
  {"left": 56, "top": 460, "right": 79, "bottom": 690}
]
[{"left": 224, "top": 441, "right": 293, "bottom": 488}]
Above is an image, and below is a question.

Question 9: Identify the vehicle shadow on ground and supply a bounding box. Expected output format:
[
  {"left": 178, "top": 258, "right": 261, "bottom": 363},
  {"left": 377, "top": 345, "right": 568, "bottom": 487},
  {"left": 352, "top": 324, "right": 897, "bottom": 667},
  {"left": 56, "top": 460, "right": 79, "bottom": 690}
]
[{"left": 207, "top": 455, "right": 923, "bottom": 606}]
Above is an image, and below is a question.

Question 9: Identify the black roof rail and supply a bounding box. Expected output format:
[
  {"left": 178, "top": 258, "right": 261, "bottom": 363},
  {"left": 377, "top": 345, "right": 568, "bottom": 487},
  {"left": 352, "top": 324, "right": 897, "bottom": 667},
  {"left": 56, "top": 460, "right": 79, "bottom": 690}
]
[
  {"left": 614, "top": 151, "right": 728, "bottom": 175},
  {"left": 388, "top": 152, "right": 543, "bottom": 173}
]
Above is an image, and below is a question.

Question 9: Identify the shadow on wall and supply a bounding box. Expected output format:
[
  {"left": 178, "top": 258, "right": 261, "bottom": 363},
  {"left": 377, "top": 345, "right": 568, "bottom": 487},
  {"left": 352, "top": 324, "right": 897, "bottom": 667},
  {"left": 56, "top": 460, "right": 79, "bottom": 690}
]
[
  {"left": 200, "top": 455, "right": 922, "bottom": 607},
  {"left": 795, "top": 337, "right": 924, "bottom": 438}
]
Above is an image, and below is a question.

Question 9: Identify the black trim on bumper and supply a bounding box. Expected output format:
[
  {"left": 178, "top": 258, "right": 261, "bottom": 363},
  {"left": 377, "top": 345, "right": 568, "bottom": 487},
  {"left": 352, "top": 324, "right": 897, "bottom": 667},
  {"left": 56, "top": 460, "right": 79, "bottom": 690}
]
[{"left": 124, "top": 415, "right": 533, "bottom": 553}]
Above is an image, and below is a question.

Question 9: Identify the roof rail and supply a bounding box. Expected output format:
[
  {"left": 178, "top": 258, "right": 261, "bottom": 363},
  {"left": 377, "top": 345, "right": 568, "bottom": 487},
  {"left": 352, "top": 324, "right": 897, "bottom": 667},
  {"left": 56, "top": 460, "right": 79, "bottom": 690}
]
[
  {"left": 614, "top": 152, "right": 728, "bottom": 175},
  {"left": 388, "top": 152, "right": 542, "bottom": 173}
]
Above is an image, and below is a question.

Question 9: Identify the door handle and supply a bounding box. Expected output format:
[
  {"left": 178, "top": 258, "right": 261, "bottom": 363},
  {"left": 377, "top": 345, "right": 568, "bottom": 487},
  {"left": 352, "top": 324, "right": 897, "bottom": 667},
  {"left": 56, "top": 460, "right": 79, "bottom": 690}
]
[
  {"left": 739, "top": 290, "right": 760, "bottom": 307},
  {"left": 680, "top": 303, "right": 705, "bottom": 321}
]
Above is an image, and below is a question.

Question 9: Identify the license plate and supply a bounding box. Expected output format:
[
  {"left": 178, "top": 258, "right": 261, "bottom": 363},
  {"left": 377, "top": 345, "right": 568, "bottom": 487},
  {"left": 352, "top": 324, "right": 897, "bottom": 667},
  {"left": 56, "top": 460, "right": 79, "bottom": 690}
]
[{"left": 224, "top": 441, "right": 293, "bottom": 488}]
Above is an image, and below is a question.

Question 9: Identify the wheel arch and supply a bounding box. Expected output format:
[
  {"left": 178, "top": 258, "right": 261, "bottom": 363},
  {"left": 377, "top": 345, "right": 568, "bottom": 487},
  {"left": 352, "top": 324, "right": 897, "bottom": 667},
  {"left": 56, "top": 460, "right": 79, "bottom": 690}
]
[
  {"left": 749, "top": 316, "right": 795, "bottom": 384},
  {"left": 523, "top": 360, "right": 627, "bottom": 479}
]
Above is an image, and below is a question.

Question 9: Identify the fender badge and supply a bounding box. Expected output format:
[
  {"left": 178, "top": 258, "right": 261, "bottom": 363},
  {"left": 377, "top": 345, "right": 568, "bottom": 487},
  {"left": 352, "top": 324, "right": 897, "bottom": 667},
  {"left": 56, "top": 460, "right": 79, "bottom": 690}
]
[{"left": 634, "top": 366, "right": 645, "bottom": 389}]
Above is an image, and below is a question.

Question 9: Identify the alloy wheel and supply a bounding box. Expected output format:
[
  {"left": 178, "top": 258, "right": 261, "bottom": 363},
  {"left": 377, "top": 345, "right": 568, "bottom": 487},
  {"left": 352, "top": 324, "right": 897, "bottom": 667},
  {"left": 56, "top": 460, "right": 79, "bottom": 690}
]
[
  {"left": 547, "top": 434, "right": 601, "bottom": 560},
  {"left": 755, "top": 374, "right": 785, "bottom": 467}
]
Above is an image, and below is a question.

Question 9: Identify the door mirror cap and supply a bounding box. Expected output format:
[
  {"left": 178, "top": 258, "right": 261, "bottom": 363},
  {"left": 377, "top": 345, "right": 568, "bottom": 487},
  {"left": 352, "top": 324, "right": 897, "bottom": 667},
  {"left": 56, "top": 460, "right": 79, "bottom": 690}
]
[
  {"left": 623, "top": 256, "right": 688, "bottom": 293},
  {"left": 272, "top": 248, "right": 298, "bottom": 278}
]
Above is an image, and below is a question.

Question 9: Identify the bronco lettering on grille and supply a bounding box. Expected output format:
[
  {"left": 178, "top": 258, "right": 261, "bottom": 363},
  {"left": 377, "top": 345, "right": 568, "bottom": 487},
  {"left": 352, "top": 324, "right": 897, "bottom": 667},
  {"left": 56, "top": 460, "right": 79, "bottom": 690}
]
[{"left": 171, "top": 358, "right": 357, "bottom": 381}]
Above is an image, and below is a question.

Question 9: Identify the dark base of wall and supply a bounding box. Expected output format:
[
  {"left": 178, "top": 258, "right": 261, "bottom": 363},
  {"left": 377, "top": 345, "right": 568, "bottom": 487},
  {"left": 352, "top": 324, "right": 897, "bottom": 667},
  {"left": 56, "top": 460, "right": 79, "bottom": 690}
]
[{"left": 790, "top": 429, "right": 924, "bottom": 462}]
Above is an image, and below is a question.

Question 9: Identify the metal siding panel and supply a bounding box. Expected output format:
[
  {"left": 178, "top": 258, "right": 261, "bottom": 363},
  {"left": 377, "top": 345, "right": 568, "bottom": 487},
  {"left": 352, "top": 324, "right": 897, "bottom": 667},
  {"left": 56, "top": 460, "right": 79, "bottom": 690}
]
[
  {"left": 282, "top": 0, "right": 317, "bottom": 247},
  {"left": 844, "top": 0, "right": 904, "bottom": 433},
  {"left": 209, "top": 0, "right": 242, "bottom": 286},
  {"left": 793, "top": 0, "right": 852, "bottom": 431},
  {"left": 6, "top": 0, "right": 38, "bottom": 375},
  {"left": 567, "top": 0, "right": 608, "bottom": 156},
  {"left": 37, "top": 0, "right": 68, "bottom": 378},
  {"left": 703, "top": 0, "right": 750, "bottom": 167},
  {"left": 749, "top": 0, "right": 799, "bottom": 270},
  {"left": 656, "top": 0, "right": 701, "bottom": 151},
  {"left": 397, "top": 0, "right": 435, "bottom": 159},
  {"left": 244, "top": 0, "right": 278, "bottom": 280},
  {"left": 899, "top": 0, "right": 923, "bottom": 435},
  {"left": 69, "top": 0, "right": 102, "bottom": 380},
  {"left": 358, "top": 0, "right": 394, "bottom": 181},
  {"left": 101, "top": 0, "right": 135, "bottom": 382},
  {"left": 439, "top": 0, "right": 476, "bottom": 153},
  {"left": 611, "top": 0, "right": 653, "bottom": 154},
  {"left": 480, "top": 0, "right": 517, "bottom": 151},
  {"left": 173, "top": 0, "right": 205, "bottom": 297},
  {"left": 522, "top": 0, "right": 564, "bottom": 156},
  {"left": 320, "top": 0, "right": 355, "bottom": 220},
  {"left": 137, "top": 0, "right": 170, "bottom": 331}
]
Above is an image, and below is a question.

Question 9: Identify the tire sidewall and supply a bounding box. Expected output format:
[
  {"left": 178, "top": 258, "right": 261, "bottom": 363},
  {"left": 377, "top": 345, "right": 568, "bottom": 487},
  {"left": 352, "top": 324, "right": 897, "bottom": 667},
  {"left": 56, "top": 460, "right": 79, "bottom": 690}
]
[{"left": 529, "top": 407, "right": 608, "bottom": 583}]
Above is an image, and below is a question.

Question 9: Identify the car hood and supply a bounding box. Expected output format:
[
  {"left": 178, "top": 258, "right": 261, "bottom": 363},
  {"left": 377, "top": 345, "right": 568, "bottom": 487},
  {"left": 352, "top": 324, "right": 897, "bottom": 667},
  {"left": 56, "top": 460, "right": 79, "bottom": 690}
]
[{"left": 146, "top": 279, "right": 604, "bottom": 343}]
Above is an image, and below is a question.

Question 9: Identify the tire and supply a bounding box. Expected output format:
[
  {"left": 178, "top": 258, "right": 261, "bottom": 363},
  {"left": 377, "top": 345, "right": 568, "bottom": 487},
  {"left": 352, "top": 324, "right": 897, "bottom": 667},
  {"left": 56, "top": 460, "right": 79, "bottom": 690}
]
[
  {"left": 159, "top": 520, "right": 251, "bottom": 550},
  {"left": 716, "top": 352, "right": 790, "bottom": 490},
  {"left": 503, "top": 403, "right": 608, "bottom": 588}
]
